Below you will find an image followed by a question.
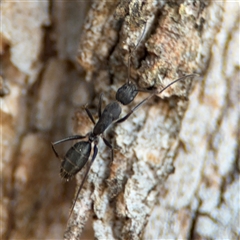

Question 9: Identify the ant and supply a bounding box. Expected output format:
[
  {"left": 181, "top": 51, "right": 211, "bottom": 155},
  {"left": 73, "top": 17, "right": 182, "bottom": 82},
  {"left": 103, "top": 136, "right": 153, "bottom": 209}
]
[{"left": 52, "top": 23, "right": 197, "bottom": 220}]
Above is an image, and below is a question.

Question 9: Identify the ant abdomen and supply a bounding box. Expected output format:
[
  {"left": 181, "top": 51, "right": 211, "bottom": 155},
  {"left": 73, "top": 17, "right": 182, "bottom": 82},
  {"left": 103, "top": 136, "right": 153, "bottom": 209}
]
[{"left": 60, "top": 141, "right": 91, "bottom": 180}]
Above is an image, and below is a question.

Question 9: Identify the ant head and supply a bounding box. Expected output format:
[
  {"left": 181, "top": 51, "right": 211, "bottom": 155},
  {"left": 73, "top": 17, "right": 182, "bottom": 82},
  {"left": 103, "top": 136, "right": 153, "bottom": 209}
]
[{"left": 116, "top": 82, "right": 138, "bottom": 105}]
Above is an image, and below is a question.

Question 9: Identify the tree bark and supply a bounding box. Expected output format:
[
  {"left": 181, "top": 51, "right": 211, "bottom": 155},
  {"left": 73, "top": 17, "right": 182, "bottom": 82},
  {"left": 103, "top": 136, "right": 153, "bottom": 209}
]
[{"left": 1, "top": 1, "right": 239, "bottom": 240}]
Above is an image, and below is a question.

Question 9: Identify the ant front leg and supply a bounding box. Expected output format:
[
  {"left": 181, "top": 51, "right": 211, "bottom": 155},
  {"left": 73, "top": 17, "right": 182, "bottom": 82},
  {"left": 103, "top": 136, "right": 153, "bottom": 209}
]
[
  {"left": 84, "top": 93, "right": 104, "bottom": 125},
  {"left": 85, "top": 107, "right": 96, "bottom": 125}
]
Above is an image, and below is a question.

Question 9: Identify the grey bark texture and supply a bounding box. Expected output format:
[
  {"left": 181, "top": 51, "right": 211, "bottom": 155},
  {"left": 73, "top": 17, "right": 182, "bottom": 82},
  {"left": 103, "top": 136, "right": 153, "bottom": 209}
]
[{"left": 1, "top": 1, "right": 239, "bottom": 240}]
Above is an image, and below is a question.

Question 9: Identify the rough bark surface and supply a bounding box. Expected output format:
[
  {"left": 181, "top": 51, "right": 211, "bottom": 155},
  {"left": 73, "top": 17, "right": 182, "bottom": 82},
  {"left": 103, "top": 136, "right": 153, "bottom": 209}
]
[{"left": 1, "top": 1, "right": 239, "bottom": 240}]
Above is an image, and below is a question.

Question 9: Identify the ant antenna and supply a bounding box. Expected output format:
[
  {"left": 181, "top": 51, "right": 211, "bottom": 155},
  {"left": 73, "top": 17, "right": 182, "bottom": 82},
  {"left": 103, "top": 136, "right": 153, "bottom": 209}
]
[
  {"left": 157, "top": 74, "right": 198, "bottom": 95},
  {"left": 127, "top": 23, "right": 147, "bottom": 84},
  {"left": 116, "top": 24, "right": 148, "bottom": 105},
  {"left": 116, "top": 73, "right": 198, "bottom": 123}
]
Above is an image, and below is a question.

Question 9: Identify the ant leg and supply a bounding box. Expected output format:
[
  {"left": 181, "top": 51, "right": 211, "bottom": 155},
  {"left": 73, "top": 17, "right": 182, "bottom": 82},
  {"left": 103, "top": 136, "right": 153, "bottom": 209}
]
[
  {"left": 51, "top": 135, "right": 87, "bottom": 158},
  {"left": 68, "top": 144, "right": 98, "bottom": 221},
  {"left": 102, "top": 137, "right": 114, "bottom": 162},
  {"left": 98, "top": 93, "right": 103, "bottom": 118},
  {"left": 85, "top": 107, "right": 96, "bottom": 125},
  {"left": 85, "top": 93, "right": 104, "bottom": 124},
  {"left": 52, "top": 135, "right": 87, "bottom": 145}
]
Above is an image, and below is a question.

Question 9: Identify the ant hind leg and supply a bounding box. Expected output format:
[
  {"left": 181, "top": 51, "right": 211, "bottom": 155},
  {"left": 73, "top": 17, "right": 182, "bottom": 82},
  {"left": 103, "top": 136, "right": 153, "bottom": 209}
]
[
  {"left": 51, "top": 135, "right": 87, "bottom": 159},
  {"left": 68, "top": 144, "right": 99, "bottom": 221}
]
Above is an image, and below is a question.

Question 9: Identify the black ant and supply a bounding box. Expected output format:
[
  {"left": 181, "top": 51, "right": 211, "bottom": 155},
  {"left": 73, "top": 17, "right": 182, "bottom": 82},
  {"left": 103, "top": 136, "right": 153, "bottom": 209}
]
[
  {"left": 52, "top": 76, "right": 195, "bottom": 219},
  {"left": 52, "top": 23, "right": 197, "bottom": 221}
]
